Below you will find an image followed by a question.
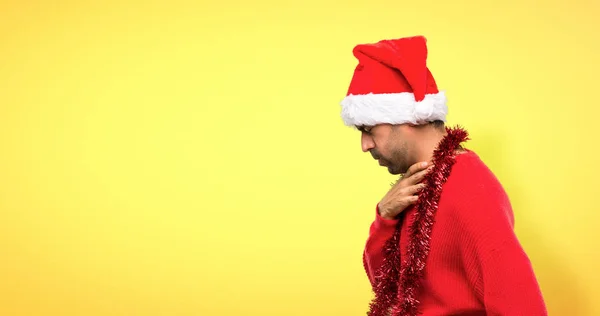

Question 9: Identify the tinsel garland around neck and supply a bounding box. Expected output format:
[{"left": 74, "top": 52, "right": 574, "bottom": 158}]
[{"left": 367, "top": 126, "right": 470, "bottom": 316}]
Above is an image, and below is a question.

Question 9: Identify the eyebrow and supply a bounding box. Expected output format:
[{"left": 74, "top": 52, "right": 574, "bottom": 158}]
[{"left": 357, "top": 126, "right": 372, "bottom": 133}]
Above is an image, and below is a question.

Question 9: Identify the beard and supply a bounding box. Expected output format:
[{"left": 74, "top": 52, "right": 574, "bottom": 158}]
[
  {"left": 370, "top": 144, "right": 410, "bottom": 175},
  {"left": 385, "top": 158, "right": 409, "bottom": 175}
]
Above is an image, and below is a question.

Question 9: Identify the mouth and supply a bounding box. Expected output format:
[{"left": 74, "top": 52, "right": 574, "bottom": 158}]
[{"left": 371, "top": 152, "right": 385, "bottom": 166}]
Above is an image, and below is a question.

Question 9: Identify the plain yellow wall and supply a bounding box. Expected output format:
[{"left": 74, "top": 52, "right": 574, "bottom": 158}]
[{"left": 1, "top": 0, "right": 599, "bottom": 315}]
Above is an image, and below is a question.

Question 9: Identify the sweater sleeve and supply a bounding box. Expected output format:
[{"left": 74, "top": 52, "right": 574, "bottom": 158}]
[
  {"left": 362, "top": 203, "right": 399, "bottom": 288},
  {"left": 456, "top": 184, "right": 548, "bottom": 316}
]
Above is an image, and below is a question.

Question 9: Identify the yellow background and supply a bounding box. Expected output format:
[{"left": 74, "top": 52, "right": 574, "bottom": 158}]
[{"left": 1, "top": 0, "right": 599, "bottom": 315}]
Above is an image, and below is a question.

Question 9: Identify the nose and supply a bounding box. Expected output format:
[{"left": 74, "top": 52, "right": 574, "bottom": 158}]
[{"left": 361, "top": 132, "right": 374, "bottom": 153}]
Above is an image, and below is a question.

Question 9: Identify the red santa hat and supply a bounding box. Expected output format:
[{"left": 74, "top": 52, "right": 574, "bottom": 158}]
[{"left": 340, "top": 35, "right": 448, "bottom": 127}]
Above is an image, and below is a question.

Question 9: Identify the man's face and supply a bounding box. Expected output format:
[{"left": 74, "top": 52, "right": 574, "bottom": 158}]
[{"left": 358, "top": 124, "right": 414, "bottom": 175}]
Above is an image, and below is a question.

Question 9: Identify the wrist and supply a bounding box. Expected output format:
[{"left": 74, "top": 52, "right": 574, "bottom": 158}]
[
  {"left": 377, "top": 203, "right": 391, "bottom": 219},
  {"left": 376, "top": 204, "right": 398, "bottom": 223}
]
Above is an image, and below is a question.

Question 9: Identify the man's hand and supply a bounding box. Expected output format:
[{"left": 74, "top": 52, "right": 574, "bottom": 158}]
[{"left": 378, "top": 161, "right": 433, "bottom": 220}]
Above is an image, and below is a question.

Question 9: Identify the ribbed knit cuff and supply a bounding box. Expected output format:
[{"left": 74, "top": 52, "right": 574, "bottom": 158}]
[{"left": 374, "top": 203, "right": 399, "bottom": 230}]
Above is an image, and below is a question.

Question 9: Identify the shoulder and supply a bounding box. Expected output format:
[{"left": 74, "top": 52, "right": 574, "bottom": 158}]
[
  {"left": 449, "top": 150, "right": 501, "bottom": 186},
  {"left": 441, "top": 149, "right": 515, "bottom": 227}
]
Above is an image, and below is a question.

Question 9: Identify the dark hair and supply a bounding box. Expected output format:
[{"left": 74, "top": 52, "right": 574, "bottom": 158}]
[{"left": 430, "top": 120, "right": 445, "bottom": 130}]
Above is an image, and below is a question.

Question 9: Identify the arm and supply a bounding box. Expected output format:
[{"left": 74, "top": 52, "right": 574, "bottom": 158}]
[
  {"left": 457, "top": 187, "right": 548, "bottom": 316},
  {"left": 362, "top": 162, "right": 431, "bottom": 287},
  {"left": 363, "top": 204, "right": 400, "bottom": 287}
]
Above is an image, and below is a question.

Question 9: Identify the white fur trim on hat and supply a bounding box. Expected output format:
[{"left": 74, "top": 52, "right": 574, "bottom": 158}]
[{"left": 340, "top": 91, "right": 448, "bottom": 127}]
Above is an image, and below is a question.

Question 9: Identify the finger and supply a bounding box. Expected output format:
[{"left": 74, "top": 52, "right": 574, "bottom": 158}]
[
  {"left": 401, "top": 195, "right": 420, "bottom": 208},
  {"left": 403, "top": 161, "right": 431, "bottom": 178},
  {"left": 398, "top": 183, "right": 426, "bottom": 198},
  {"left": 405, "top": 166, "right": 433, "bottom": 185},
  {"left": 406, "top": 183, "right": 427, "bottom": 195}
]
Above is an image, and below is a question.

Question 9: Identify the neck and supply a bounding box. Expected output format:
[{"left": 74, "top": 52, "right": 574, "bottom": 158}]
[{"left": 413, "top": 127, "right": 448, "bottom": 163}]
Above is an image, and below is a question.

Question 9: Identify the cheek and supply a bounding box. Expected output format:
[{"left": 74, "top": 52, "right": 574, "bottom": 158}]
[
  {"left": 389, "top": 143, "right": 408, "bottom": 160},
  {"left": 375, "top": 139, "right": 393, "bottom": 158}
]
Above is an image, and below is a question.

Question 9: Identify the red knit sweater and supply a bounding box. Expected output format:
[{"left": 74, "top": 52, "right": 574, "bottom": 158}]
[{"left": 363, "top": 150, "right": 548, "bottom": 315}]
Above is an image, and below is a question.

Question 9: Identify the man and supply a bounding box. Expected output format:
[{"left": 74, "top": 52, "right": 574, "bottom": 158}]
[{"left": 339, "top": 35, "right": 548, "bottom": 316}]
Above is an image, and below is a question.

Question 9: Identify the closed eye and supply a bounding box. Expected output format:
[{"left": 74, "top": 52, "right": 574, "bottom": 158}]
[{"left": 358, "top": 126, "right": 373, "bottom": 133}]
